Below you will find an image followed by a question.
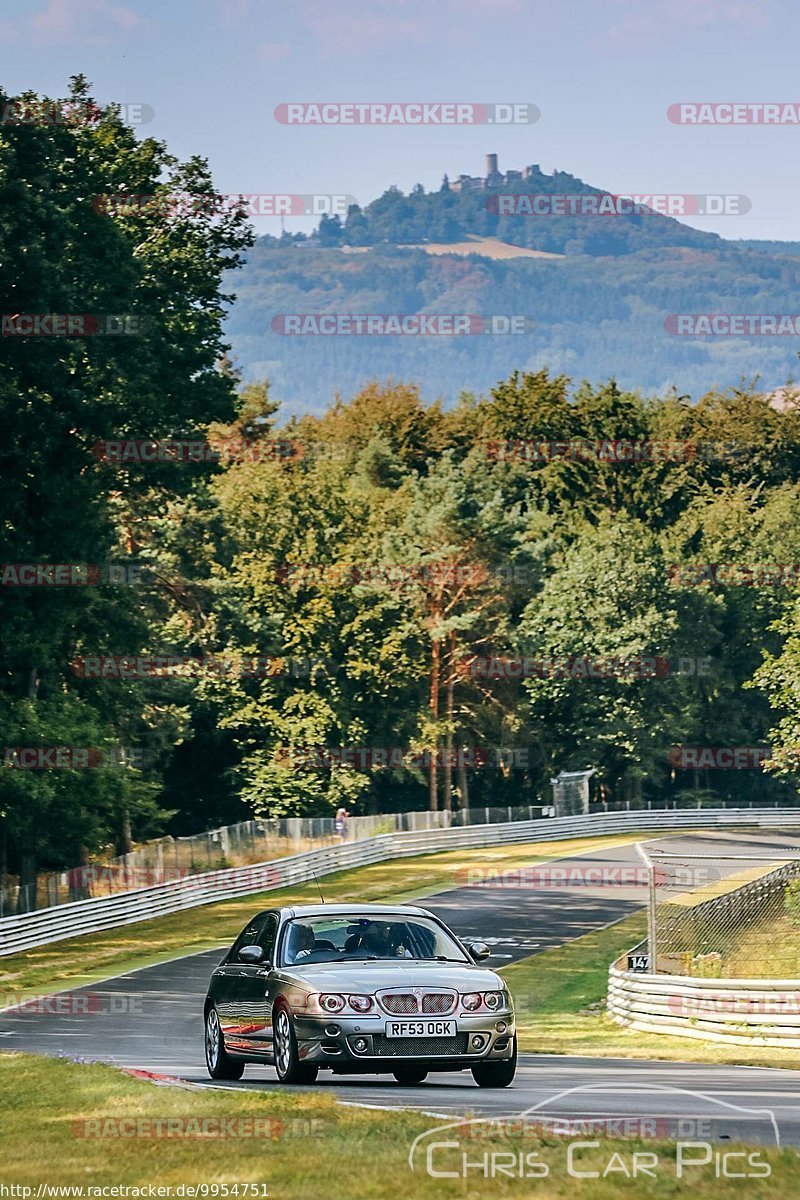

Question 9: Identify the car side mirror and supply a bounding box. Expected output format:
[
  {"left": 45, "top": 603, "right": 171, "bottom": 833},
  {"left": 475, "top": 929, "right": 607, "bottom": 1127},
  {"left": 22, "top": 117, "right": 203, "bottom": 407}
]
[
  {"left": 239, "top": 944, "right": 265, "bottom": 964},
  {"left": 469, "top": 941, "right": 491, "bottom": 961}
]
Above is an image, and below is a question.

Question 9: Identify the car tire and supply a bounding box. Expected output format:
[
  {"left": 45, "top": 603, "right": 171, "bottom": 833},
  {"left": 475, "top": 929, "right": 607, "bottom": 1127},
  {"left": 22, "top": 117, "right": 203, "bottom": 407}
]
[
  {"left": 273, "top": 1005, "right": 319, "bottom": 1085},
  {"left": 392, "top": 1067, "right": 429, "bottom": 1085},
  {"left": 470, "top": 1036, "right": 517, "bottom": 1088},
  {"left": 205, "top": 1007, "right": 245, "bottom": 1080}
]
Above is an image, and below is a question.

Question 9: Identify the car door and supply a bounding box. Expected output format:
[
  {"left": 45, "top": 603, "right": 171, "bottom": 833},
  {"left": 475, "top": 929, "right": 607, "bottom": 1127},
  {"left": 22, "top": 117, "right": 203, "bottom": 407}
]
[
  {"left": 215, "top": 913, "right": 270, "bottom": 1046},
  {"left": 233, "top": 912, "right": 279, "bottom": 1055}
]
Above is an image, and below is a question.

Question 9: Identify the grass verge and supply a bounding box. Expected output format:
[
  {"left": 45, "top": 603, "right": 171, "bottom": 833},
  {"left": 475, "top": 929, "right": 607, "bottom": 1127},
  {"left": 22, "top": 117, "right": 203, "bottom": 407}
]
[
  {"left": 0, "top": 1053, "right": 798, "bottom": 1197},
  {"left": 723, "top": 909, "right": 800, "bottom": 978}
]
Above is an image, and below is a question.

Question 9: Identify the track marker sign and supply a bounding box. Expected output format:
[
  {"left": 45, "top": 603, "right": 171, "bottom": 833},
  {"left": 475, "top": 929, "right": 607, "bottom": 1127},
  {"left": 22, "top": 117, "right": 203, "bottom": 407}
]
[{"left": 627, "top": 953, "right": 650, "bottom": 972}]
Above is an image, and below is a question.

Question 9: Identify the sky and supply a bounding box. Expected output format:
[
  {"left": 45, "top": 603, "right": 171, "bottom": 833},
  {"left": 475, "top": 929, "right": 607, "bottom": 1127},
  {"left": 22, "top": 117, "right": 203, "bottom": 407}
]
[{"left": 2, "top": 0, "right": 800, "bottom": 241}]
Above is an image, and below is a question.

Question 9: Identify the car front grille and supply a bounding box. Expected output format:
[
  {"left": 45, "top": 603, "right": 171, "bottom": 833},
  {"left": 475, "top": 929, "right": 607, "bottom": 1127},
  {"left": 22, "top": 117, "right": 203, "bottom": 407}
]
[
  {"left": 421, "top": 992, "right": 455, "bottom": 1015},
  {"left": 377, "top": 990, "right": 457, "bottom": 1015},
  {"left": 371, "top": 1033, "right": 469, "bottom": 1057},
  {"left": 380, "top": 993, "right": 418, "bottom": 1015}
]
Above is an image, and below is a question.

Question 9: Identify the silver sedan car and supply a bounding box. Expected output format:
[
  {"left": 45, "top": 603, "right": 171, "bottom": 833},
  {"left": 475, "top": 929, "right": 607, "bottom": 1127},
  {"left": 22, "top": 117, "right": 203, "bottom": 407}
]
[{"left": 204, "top": 903, "right": 517, "bottom": 1087}]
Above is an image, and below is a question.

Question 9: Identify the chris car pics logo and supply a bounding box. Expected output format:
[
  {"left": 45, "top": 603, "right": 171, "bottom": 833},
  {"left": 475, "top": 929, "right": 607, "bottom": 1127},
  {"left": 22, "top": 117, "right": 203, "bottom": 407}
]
[{"left": 408, "top": 1083, "right": 778, "bottom": 1181}]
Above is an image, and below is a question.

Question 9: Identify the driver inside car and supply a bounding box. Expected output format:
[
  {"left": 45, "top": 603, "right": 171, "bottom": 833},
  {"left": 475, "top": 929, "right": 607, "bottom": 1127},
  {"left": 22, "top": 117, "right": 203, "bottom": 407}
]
[
  {"left": 285, "top": 923, "right": 316, "bottom": 963},
  {"left": 347, "top": 920, "right": 412, "bottom": 958}
]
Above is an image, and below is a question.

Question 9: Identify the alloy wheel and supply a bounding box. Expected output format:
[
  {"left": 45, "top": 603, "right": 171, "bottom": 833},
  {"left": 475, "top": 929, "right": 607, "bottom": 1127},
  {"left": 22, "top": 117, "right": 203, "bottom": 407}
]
[
  {"left": 205, "top": 1009, "right": 220, "bottom": 1068},
  {"left": 274, "top": 1009, "right": 292, "bottom": 1077}
]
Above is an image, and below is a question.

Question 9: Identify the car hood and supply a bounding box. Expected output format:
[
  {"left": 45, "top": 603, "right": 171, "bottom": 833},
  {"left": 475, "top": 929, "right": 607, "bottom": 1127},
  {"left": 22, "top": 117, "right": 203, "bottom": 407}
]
[{"left": 276, "top": 960, "right": 507, "bottom": 993}]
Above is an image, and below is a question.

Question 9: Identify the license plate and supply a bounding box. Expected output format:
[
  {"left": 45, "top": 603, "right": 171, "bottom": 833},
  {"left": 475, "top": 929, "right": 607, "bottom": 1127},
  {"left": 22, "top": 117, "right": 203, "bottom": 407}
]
[{"left": 385, "top": 1020, "right": 457, "bottom": 1038}]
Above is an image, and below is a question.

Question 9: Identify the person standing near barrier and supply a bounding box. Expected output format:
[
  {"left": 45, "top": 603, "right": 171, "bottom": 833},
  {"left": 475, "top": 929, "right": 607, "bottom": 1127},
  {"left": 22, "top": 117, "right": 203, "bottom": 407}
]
[{"left": 335, "top": 807, "right": 350, "bottom": 842}]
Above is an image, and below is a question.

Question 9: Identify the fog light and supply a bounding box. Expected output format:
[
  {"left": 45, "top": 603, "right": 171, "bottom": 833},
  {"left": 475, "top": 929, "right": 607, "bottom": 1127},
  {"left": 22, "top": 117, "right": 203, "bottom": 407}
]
[
  {"left": 352, "top": 1037, "right": 369, "bottom": 1053},
  {"left": 495, "top": 1021, "right": 507, "bottom": 1033},
  {"left": 324, "top": 1024, "right": 341, "bottom": 1037},
  {"left": 471, "top": 1034, "right": 487, "bottom": 1049}
]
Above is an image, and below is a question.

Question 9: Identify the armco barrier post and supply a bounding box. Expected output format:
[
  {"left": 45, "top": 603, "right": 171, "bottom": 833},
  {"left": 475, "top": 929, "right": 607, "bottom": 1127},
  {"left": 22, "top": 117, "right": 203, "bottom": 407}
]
[{"left": 637, "top": 841, "right": 658, "bottom": 975}]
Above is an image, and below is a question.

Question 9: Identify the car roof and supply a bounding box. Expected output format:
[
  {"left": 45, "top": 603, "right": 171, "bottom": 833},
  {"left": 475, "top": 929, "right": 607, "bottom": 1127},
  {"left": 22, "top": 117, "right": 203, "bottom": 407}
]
[{"left": 278, "top": 903, "right": 431, "bottom": 919}]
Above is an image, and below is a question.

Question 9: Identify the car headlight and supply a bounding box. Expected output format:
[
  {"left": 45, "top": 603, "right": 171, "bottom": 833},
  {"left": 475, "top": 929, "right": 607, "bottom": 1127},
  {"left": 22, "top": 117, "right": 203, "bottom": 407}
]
[
  {"left": 483, "top": 991, "right": 503, "bottom": 1011},
  {"left": 347, "top": 994, "right": 374, "bottom": 1013},
  {"left": 319, "top": 993, "right": 346, "bottom": 1013},
  {"left": 461, "top": 992, "right": 482, "bottom": 1011}
]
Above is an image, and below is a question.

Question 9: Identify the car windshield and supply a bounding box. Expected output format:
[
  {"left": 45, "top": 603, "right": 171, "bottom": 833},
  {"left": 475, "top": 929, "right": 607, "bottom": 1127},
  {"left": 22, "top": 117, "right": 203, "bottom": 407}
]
[{"left": 280, "top": 914, "right": 470, "bottom": 966}]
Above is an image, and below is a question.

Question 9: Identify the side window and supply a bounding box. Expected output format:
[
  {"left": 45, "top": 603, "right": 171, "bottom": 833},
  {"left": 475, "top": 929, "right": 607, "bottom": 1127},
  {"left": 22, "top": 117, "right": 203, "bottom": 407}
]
[
  {"left": 257, "top": 914, "right": 279, "bottom": 962},
  {"left": 229, "top": 914, "right": 268, "bottom": 960}
]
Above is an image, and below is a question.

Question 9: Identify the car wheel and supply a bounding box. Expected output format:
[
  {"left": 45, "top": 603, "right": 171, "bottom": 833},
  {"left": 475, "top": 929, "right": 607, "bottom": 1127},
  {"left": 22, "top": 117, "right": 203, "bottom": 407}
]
[
  {"left": 273, "top": 1006, "right": 319, "bottom": 1085},
  {"left": 470, "top": 1036, "right": 517, "bottom": 1088},
  {"left": 392, "top": 1067, "right": 428, "bottom": 1085},
  {"left": 205, "top": 1007, "right": 245, "bottom": 1080}
]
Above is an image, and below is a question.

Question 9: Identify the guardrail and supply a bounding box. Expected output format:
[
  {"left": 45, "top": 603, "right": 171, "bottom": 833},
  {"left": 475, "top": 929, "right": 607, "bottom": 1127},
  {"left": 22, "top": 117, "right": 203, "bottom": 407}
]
[
  {"left": 609, "top": 839, "right": 800, "bottom": 1046},
  {"left": 3, "top": 806, "right": 800, "bottom": 957},
  {"left": 608, "top": 968, "right": 800, "bottom": 1048},
  {"left": 7, "top": 804, "right": 555, "bottom": 914}
]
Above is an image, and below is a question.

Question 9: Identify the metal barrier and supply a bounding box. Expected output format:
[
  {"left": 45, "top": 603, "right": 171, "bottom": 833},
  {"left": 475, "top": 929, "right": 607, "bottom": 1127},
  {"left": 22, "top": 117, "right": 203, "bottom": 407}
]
[
  {"left": 610, "top": 830, "right": 800, "bottom": 1046},
  {"left": 608, "top": 968, "right": 800, "bottom": 1048},
  {"left": 9, "top": 805, "right": 552, "bottom": 914},
  {"left": 3, "top": 806, "right": 800, "bottom": 958}
]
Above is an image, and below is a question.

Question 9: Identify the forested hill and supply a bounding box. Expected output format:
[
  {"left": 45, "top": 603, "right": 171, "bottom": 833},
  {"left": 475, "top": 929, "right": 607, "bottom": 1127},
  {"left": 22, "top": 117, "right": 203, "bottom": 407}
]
[
  {"left": 226, "top": 241, "right": 800, "bottom": 414},
  {"left": 268, "top": 164, "right": 724, "bottom": 258},
  {"left": 224, "top": 162, "right": 800, "bottom": 414}
]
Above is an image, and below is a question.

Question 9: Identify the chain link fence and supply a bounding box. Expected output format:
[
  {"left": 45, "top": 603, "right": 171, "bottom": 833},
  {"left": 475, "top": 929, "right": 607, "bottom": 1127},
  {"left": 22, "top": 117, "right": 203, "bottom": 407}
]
[
  {"left": 636, "top": 841, "right": 800, "bottom": 978},
  {"left": 7, "top": 796, "right": 798, "bottom": 917},
  {"left": 2, "top": 804, "right": 551, "bottom": 915}
]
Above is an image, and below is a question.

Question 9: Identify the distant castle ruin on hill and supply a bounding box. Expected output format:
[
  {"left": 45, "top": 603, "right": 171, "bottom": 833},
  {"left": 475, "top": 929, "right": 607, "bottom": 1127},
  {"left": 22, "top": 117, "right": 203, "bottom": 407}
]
[{"left": 445, "top": 153, "right": 554, "bottom": 192}]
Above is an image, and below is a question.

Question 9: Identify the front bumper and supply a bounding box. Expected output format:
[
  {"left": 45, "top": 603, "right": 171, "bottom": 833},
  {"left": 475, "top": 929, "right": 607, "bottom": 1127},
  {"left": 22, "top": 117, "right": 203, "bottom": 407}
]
[{"left": 292, "top": 1011, "right": 516, "bottom": 1071}]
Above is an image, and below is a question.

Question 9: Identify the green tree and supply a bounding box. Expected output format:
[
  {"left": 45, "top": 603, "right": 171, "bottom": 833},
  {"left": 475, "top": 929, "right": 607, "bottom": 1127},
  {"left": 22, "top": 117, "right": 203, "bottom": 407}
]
[{"left": 0, "top": 76, "right": 252, "bottom": 899}]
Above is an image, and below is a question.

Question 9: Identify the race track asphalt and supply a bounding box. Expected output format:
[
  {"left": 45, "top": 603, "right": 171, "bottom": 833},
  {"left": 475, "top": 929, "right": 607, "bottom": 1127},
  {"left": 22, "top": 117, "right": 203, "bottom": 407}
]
[{"left": 3, "top": 830, "right": 800, "bottom": 1145}]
